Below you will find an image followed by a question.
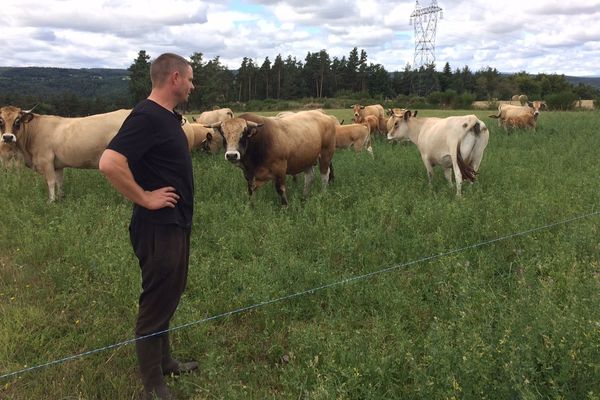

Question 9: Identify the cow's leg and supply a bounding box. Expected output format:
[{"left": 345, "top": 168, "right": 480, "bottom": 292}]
[
  {"left": 420, "top": 154, "right": 434, "bottom": 188},
  {"left": 451, "top": 156, "right": 463, "bottom": 196},
  {"left": 274, "top": 175, "right": 288, "bottom": 205},
  {"left": 245, "top": 174, "right": 257, "bottom": 205},
  {"left": 443, "top": 168, "right": 454, "bottom": 186},
  {"left": 55, "top": 168, "right": 65, "bottom": 200},
  {"left": 378, "top": 117, "right": 386, "bottom": 134},
  {"left": 363, "top": 134, "right": 374, "bottom": 158},
  {"left": 318, "top": 154, "right": 333, "bottom": 187},
  {"left": 303, "top": 167, "right": 315, "bottom": 198},
  {"left": 37, "top": 163, "right": 57, "bottom": 202}
]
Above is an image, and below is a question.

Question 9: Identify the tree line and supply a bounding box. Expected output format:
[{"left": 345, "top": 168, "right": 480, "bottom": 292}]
[
  {"left": 1, "top": 48, "right": 598, "bottom": 116},
  {"left": 129, "top": 48, "right": 599, "bottom": 112}
]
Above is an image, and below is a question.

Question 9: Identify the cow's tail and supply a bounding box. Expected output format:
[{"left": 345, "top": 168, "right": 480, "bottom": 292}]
[
  {"left": 456, "top": 141, "right": 477, "bottom": 182},
  {"left": 328, "top": 161, "right": 334, "bottom": 182},
  {"left": 456, "top": 118, "right": 480, "bottom": 182}
]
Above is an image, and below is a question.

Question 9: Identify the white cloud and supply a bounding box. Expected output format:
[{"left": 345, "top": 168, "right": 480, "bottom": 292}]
[{"left": 0, "top": 0, "right": 598, "bottom": 76}]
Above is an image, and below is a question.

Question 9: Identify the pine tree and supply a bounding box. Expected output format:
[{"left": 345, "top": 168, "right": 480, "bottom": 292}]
[{"left": 128, "top": 50, "right": 151, "bottom": 104}]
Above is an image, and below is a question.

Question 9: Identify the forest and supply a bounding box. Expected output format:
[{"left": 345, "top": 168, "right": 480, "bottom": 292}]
[{"left": 1, "top": 47, "right": 599, "bottom": 116}]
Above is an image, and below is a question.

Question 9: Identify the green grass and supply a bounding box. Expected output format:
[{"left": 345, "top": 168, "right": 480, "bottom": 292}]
[{"left": 1, "top": 109, "right": 599, "bottom": 399}]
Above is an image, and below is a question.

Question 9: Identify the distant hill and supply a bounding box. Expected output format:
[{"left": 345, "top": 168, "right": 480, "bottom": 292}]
[
  {"left": 0, "top": 67, "right": 130, "bottom": 101},
  {"left": 565, "top": 76, "right": 600, "bottom": 89}
]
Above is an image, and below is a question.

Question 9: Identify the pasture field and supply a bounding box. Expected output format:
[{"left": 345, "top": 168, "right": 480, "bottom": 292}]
[{"left": 1, "top": 109, "right": 599, "bottom": 399}]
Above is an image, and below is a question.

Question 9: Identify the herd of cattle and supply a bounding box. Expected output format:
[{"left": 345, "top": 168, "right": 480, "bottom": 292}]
[{"left": 0, "top": 100, "right": 545, "bottom": 204}]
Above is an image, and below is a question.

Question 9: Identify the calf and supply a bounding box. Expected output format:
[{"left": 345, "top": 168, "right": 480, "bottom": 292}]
[
  {"left": 362, "top": 115, "right": 380, "bottom": 136},
  {"left": 335, "top": 123, "right": 373, "bottom": 156}
]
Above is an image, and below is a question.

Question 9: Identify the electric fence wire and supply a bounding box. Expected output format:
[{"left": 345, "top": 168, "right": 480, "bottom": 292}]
[{"left": 1, "top": 209, "right": 598, "bottom": 381}]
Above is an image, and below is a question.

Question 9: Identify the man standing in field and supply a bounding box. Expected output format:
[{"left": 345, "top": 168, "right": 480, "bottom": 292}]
[{"left": 99, "top": 52, "right": 197, "bottom": 399}]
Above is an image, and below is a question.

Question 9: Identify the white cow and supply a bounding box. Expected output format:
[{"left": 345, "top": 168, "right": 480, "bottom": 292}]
[{"left": 387, "top": 110, "right": 489, "bottom": 196}]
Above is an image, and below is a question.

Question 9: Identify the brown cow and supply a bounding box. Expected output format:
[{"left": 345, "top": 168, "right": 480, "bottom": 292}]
[
  {"left": 335, "top": 123, "right": 373, "bottom": 156},
  {"left": 211, "top": 109, "right": 336, "bottom": 205},
  {"left": 0, "top": 106, "right": 130, "bottom": 201}
]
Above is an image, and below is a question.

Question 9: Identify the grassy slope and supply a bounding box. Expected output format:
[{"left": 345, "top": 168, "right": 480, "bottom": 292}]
[{"left": 0, "top": 109, "right": 599, "bottom": 399}]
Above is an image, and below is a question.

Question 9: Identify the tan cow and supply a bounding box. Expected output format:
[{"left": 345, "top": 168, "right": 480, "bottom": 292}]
[
  {"left": 362, "top": 115, "right": 380, "bottom": 136},
  {"left": 275, "top": 111, "right": 296, "bottom": 118},
  {"left": 0, "top": 106, "right": 131, "bottom": 201},
  {"left": 335, "top": 123, "right": 373, "bottom": 156},
  {"left": 211, "top": 109, "right": 336, "bottom": 205},
  {"left": 181, "top": 122, "right": 223, "bottom": 154},
  {"left": 193, "top": 107, "right": 234, "bottom": 125},
  {"left": 351, "top": 104, "right": 386, "bottom": 133},
  {"left": 387, "top": 111, "right": 489, "bottom": 196},
  {"left": 489, "top": 101, "right": 545, "bottom": 129},
  {"left": 501, "top": 113, "right": 538, "bottom": 131}
]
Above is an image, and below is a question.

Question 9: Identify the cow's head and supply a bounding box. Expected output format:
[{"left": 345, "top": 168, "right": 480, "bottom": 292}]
[
  {"left": 198, "top": 130, "right": 224, "bottom": 155},
  {"left": 387, "top": 110, "right": 417, "bottom": 142},
  {"left": 527, "top": 100, "right": 546, "bottom": 117},
  {"left": 209, "top": 118, "right": 263, "bottom": 163},
  {"left": 351, "top": 104, "right": 365, "bottom": 123},
  {"left": 0, "top": 105, "right": 36, "bottom": 144}
]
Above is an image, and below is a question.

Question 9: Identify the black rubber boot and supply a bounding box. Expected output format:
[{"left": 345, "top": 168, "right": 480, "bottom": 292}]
[
  {"left": 136, "top": 336, "right": 174, "bottom": 400},
  {"left": 161, "top": 333, "right": 199, "bottom": 376}
]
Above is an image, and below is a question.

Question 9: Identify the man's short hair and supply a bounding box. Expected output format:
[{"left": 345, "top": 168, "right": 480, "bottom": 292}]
[{"left": 150, "top": 53, "right": 191, "bottom": 87}]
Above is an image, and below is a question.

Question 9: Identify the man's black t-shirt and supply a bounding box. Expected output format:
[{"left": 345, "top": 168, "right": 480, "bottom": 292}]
[{"left": 107, "top": 99, "right": 193, "bottom": 229}]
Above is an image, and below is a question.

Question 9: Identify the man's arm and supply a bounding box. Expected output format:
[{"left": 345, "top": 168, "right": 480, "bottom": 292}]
[{"left": 99, "top": 149, "right": 179, "bottom": 210}]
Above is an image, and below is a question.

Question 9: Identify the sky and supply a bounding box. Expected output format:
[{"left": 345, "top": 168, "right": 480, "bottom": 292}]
[{"left": 2, "top": 0, "right": 600, "bottom": 76}]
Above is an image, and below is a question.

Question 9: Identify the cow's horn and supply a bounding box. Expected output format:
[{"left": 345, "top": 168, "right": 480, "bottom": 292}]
[
  {"left": 246, "top": 121, "right": 263, "bottom": 128},
  {"left": 22, "top": 104, "right": 38, "bottom": 114},
  {"left": 206, "top": 121, "right": 222, "bottom": 129}
]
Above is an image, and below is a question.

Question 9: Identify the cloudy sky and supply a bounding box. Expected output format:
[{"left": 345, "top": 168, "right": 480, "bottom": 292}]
[{"left": 2, "top": 0, "right": 600, "bottom": 76}]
